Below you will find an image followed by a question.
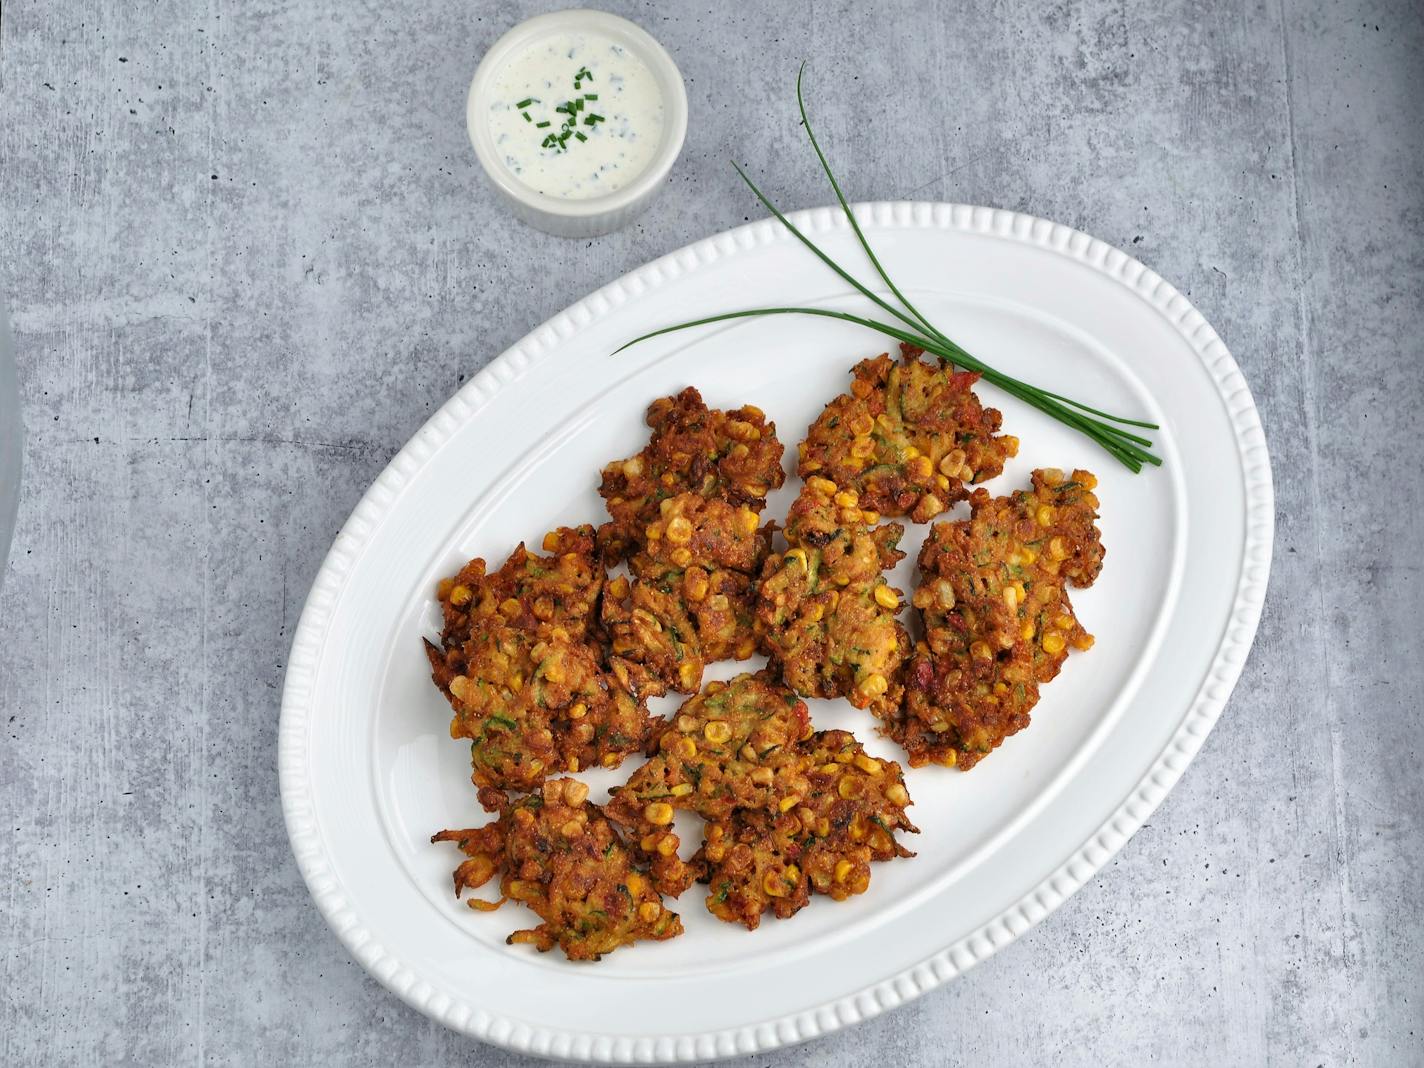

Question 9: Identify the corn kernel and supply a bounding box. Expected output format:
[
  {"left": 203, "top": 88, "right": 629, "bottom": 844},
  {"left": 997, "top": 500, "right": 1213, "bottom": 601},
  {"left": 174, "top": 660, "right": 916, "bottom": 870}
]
[
  {"left": 1037, "top": 505, "right": 1056, "bottom": 527},
  {"left": 763, "top": 871, "right": 789, "bottom": 898},
  {"left": 838, "top": 776, "right": 865, "bottom": 799},
  {"left": 675, "top": 736, "right": 697, "bottom": 760},
  {"left": 970, "top": 641, "right": 993, "bottom": 660},
  {"left": 807, "top": 476, "right": 838, "bottom": 497},
  {"left": 644, "top": 522, "right": 663, "bottom": 541},
  {"left": 778, "top": 795, "right": 800, "bottom": 813},
  {"left": 563, "top": 780, "right": 589, "bottom": 806},
  {"left": 849, "top": 413, "right": 875, "bottom": 436},
  {"left": 670, "top": 782, "right": 694, "bottom": 797},
  {"left": 851, "top": 436, "right": 875, "bottom": 458},
  {"left": 861, "top": 509, "right": 880, "bottom": 525},
  {"left": 873, "top": 585, "right": 898, "bottom": 610},
  {"left": 638, "top": 901, "right": 662, "bottom": 923},
  {"left": 859, "top": 673, "right": 889, "bottom": 698},
  {"left": 887, "top": 783, "right": 910, "bottom": 806},
  {"left": 703, "top": 720, "right": 732, "bottom": 744},
  {"left": 560, "top": 819, "right": 583, "bottom": 838},
  {"left": 902, "top": 445, "right": 920, "bottom": 461},
  {"left": 499, "top": 597, "right": 521, "bottom": 617},
  {"left": 448, "top": 584, "right": 472, "bottom": 606},
  {"left": 737, "top": 508, "right": 760, "bottom": 536},
  {"left": 656, "top": 833, "right": 679, "bottom": 856},
  {"left": 833, "top": 860, "right": 853, "bottom": 884},
  {"left": 1041, "top": 632, "right": 1066, "bottom": 655},
  {"left": 665, "top": 516, "right": 692, "bottom": 544},
  {"left": 644, "top": 802, "right": 674, "bottom": 826},
  {"left": 834, "top": 490, "right": 859, "bottom": 508},
  {"left": 677, "top": 661, "right": 701, "bottom": 689},
  {"left": 784, "top": 548, "right": 808, "bottom": 572},
  {"left": 1049, "top": 536, "right": 1068, "bottom": 560},
  {"left": 683, "top": 567, "right": 710, "bottom": 601},
  {"left": 854, "top": 753, "right": 883, "bottom": 776},
  {"left": 625, "top": 872, "right": 646, "bottom": 896}
]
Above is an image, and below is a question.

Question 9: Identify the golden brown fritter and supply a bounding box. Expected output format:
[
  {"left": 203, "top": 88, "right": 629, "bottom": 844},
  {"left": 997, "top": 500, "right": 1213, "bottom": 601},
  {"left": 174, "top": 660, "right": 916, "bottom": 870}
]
[
  {"left": 757, "top": 478, "right": 910, "bottom": 718},
  {"left": 425, "top": 527, "right": 653, "bottom": 796},
  {"left": 601, "top": 493, "right": 770, "bottom": 698},
  {"left": 426, "top": 624, "right": 653, "bottom": 792},
  {"left": 605, "top": 671, "right": 812, "bottom": 896},
  {"left": 798, "top": 344, "right": 1018, "bottom": 523},
  {"left": 598, "top": 388, "right": 785, "bottom": 562},
  {"left": 432, "top": 778, "right": 684, "bottom": 961},
  {"left": 895, "top": 468, "right": 1104, "bottom": 769},
  {"left": 696, "top": 730, "right": 917, "bottom": 930},
  {"left": 432, "top": 526, "right": 603, "bottom": 669}
]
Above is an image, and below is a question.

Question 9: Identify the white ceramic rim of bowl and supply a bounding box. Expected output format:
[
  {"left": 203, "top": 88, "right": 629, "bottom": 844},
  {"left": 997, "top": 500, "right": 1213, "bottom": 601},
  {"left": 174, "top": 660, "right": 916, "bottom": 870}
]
[{"left": 466, "top": 9, "right": 689, "bottom": 222}]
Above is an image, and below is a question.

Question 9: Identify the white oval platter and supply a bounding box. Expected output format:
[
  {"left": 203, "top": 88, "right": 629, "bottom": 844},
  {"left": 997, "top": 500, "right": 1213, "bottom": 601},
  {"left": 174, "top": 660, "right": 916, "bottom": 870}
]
[{"left": 279, "top": 202, "right": 1272, "bottom": 1063}]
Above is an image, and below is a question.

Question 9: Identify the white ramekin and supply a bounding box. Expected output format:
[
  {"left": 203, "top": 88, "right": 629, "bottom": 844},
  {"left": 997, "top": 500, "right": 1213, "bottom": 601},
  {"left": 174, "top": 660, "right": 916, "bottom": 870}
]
[{"left": 466, "top": 9, "right": 688, "bottom": 239}]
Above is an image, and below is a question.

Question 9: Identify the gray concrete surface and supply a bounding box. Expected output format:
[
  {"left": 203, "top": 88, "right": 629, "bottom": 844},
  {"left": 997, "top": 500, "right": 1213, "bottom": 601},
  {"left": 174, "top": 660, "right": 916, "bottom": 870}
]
[{"left": 2, "top": 1, "right": 1421, "bottom": 1064}]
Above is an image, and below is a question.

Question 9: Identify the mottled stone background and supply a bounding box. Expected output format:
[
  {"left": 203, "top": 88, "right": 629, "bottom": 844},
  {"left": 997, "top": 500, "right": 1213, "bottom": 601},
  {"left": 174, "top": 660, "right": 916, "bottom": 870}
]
[{"left": 1, "top": 1, "right": 1420, "bottom": 1064}]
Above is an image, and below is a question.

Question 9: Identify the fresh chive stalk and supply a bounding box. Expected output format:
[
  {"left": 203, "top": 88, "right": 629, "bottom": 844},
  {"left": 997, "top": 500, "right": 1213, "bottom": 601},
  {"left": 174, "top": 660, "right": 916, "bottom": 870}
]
[{"left": 613, "top": 65, "right": 1162, "bottom": 472}]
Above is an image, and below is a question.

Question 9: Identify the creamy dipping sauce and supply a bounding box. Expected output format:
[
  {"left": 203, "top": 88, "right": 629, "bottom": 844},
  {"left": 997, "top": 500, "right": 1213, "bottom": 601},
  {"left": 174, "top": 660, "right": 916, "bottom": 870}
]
[{"left": 485, "top": 31, "right": 665, "bottom": 201}]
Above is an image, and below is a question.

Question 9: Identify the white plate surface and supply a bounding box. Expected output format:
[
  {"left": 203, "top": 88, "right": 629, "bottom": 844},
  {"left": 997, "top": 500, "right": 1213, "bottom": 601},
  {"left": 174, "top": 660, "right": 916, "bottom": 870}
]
[{"left": 279, "top": 202, "right": 1272, "bottom": 1063}]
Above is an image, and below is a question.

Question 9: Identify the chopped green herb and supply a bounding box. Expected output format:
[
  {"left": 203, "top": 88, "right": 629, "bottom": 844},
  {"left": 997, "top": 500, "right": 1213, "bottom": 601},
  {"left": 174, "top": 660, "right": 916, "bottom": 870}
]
[{"left": 516, "top": 97, "right": 537, "bottom": 108}]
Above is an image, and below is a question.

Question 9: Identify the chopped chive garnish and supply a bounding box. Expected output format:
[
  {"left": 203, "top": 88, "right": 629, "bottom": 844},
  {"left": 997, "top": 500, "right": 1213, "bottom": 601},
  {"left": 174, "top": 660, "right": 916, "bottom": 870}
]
[
  {"left": 575, "top": 131, "right": 587, "bottom": 142},
  {"left": 516, "top": 97, "right": 536, "bottom": 108},
  {"left": 521, "top": 111, "right": 531, "bottom": 122},
  {"left": 555, "top": 104, "right": 570, "bottom": 115},
  {"left": 584, "top": 92, "right": 598, "bottom": 100},
  {"left": 587, "top": 113, "right": 605, "bottom": 122},
  {"left": 575, "top": 97, "right": 585, "bottom": 112},
  {"left": 536, "top": 120, "right": 551, "bottom": 128}
]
